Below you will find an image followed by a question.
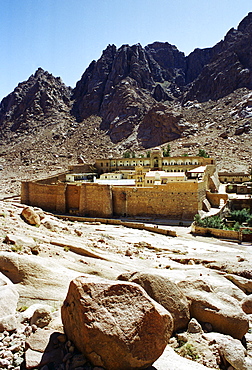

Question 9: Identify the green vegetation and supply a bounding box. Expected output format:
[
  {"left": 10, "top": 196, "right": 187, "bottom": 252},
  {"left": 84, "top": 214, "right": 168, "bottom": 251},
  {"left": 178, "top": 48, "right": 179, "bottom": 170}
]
[
  {"left": 146, "top": 151, "right": 151, "bottom": 158},
  {"left": 176, "top": 342, "right": 199, "bottom": 360},
  {"left": 123, "top": 151, "right": 136, "bottom": 158},
  {"left": 194, "top": 208, "right": 252, "bottom": 233},
  {"left": 123, "top": 151, "right": 131, "bottom": 158},
  {"left": 163, "top": 144, "right": 171, "bottom": 157},
  {"left": 194, "top": 214, "right": 224, "bottom": 229},
  {"left": 230, "top": 208, "right": 252, "bottom": 226},
  {"left": 198, "top": 149, "right": 209, "bottom": 158},
  {"left": 17, "top": 305, "right": 28, "bottom": 312},
  {"left": 11, "top": 245, "right": 23, "bottom": 252}
]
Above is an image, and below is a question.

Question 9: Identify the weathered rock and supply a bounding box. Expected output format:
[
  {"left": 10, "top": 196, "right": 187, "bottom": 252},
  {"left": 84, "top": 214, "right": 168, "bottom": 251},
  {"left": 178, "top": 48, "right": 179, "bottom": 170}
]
[
  {"left": 118, "top": 271, "right": 190, "bottom": 332},
  {"left": 0, "top": 251, "right": 86, "bottom": 306},
  {"left": 225, "top": 273, "right": 252, "bottom": 294},
  {"left": 62, "top": 275, "right": 173, "bottom": 370},
  {"left": 137, "top": 104, "right": 189, "bottom": 148},
  {"left": 4, "top": 233, "right": 36, "bottom": 250},
  {"left": 20, "top": 304, "right": 54, "bottom": 324},
  {"left": 25, "top": 348, "right": 44, "bottom": 369},
  {"left": 241, "top": 294, "right": 252, "bottom": 314},
  {"left": 0, "top": 273, "right": 19, "bottom": 332},
  {"left": 26, "top": 328, "right": 55, "bottom": 352},
  {"left": 188, "top": 291, "right": 249, "bottom": 339},
  {"left": 203, "top": 332, "right": 252, "bottom": 370},
  {"left": 30, "top": 306, "right": 53, "bottom": 328},
  {"left": 153, "top": 343, "right": 212, "bottom": 370},
  {"left": 21, "top": 207, "right": 41, "bottom": 226},
  {"left": 187, "top": 318, "right": 203, "bottom": 334}
]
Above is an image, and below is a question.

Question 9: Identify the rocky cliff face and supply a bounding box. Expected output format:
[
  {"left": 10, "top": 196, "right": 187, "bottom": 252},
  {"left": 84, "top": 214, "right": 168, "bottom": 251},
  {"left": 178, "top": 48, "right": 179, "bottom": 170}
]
[
  {"left": 184, "top": 12, "right": 252, "bottom": 102},
  {"left": 0, "top": 68, "right": 71, "bottom": 137},
  {"left": 0, "top": 13, "right": 252, "bottom": 152}
]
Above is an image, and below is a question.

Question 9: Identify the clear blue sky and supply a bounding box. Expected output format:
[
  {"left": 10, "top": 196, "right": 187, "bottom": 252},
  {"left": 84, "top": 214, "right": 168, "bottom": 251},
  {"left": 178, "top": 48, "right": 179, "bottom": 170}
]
[{"left": 1, "top": 0, "right": 251, "bottom": 101}]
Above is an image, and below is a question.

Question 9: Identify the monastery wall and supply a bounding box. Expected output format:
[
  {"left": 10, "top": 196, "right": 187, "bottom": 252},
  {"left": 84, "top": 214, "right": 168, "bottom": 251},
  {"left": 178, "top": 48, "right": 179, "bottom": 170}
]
[
  {"left": 112, "top": 181, "right": 201, "bottom": 220},
  {"left": 21, "top": 182, "right": 66, "bottom": 213},
  {"left": 78, "top": 183, "right": 113, "bottom": 218},
  {"left": 21, "top": 178, "right": 207, "bottom": 220}
]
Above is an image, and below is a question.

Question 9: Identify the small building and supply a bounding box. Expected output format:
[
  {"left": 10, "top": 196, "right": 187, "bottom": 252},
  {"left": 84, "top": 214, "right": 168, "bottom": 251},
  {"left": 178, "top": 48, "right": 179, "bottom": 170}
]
[
  {"left": 144, "top": 171, "right": 186, "bottom": 186},
  {"left": 219, "top": 172, "right": 251, "bottom": 184},
  {"left": 65, "top": 173, "right": 96, "bottom": 182},
  {"left": 187, "top": 166, "right": 206, "bottom": 179},
  {"left": 100, "top": 173, "right": 123, "bottom": 180}
]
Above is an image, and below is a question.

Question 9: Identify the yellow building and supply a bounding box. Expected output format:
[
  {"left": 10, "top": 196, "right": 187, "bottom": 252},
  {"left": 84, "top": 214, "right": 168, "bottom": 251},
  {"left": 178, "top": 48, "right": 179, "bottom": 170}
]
[{"left": 95, "top": 147, "right": 215, "bottom": 174}]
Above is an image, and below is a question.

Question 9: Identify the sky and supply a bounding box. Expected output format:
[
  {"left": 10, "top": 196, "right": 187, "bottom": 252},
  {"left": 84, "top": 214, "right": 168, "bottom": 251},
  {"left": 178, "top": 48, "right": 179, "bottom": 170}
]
[{"left": 1, "top": 0, "right": 251, "bottom": 101}]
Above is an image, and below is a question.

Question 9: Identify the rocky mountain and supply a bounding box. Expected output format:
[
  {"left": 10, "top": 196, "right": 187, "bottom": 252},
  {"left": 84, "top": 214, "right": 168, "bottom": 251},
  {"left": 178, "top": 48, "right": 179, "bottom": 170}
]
[
  {"left": 0, "top": 13, "right": 252, "bottom": 191},
  {"left": 0, "top": 68, "right": 72, "bottom": 138}
]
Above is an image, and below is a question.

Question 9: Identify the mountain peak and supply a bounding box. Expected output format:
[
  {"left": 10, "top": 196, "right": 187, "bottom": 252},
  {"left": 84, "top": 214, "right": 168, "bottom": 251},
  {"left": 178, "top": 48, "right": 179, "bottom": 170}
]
[
  {"left": 238, "top": 12, "right": 252, "bottom": 34},
  {"left": 0, "top": 68, "right": 71, "bottom": 135}
]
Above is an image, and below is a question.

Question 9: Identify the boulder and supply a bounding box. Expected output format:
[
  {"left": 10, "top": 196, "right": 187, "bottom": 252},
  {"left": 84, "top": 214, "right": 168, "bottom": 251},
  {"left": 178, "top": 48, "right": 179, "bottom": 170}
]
[
  {"left": 225, "top": 273, "right": 252, "bottom": 294},
  {"left": 188, "top": 291, "right": 249, "bottom": 339},
  {"left": 20, "top": 303, "right": 54, "bottom": 323},
  {"left": 21, "top": 207, "right": 40, "bottom": 226},
  {"left": 0, "top": 273, "right": 19, "bottom": 332},
  {"left": 241, "top": 295, "right": 252, "bottom": 314},
  {"left": 30, "top": 306, "right": 53, "bottom": 328},
  {"left": 118, "top": 271, "right": 190, "bottom": 331},
  {"left": 203, "top": 332, "right": 252, "bottom": 370},
  {"left": 61, "top": 275, "right": 173, "bottom": 370}
]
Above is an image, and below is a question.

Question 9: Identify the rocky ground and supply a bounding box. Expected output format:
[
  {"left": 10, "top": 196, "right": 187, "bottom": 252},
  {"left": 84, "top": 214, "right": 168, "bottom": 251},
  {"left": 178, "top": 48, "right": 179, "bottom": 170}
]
[{"left": 0, "top": 199, "right": 252, "bottom": 369}]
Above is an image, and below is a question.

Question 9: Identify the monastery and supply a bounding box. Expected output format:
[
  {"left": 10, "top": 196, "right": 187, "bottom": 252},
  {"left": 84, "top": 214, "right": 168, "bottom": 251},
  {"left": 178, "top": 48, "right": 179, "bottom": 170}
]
[{"left": 21, "top": 148, "right": 228, "bottom": 221}]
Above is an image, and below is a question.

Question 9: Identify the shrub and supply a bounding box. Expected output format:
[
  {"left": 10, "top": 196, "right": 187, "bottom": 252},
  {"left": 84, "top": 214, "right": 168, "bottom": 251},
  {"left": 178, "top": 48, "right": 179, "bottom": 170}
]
[
  {"left": 198, "top": 149, "right": 209, "bottom": 158},
  {"left": 163, "top": 144, "right": 171, "bottom": 157},
  {"left": 230, "top": 209, "right": 251, "bottom": 224}
]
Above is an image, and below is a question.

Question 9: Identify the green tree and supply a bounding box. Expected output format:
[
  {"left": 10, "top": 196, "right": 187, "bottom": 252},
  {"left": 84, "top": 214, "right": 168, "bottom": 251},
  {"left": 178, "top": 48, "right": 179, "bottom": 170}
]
[
  {"left": 163, "top": 144, "right": 171, "bottom": 157},
  {"left": 123, "top": 151, "right": 131, "bottom": 158},
  {"left": 146, "top": 151, "right": 151, "bottom": 158},
  {"left": 198, "top": 149, "right": 209, "bottom": 158}
]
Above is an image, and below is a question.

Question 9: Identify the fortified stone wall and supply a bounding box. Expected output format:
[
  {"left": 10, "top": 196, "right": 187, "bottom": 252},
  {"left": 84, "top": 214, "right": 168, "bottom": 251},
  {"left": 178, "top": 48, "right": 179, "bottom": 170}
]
[
  {"left": 21, "top": 179, "right": 206, "bottom": 220},
  {"left": 112, "top": 181, "right": 201, "bottom": 220},
  {"left": 21, "top": 182, "right": 66, "bottom": 213},
  {"left": 79, "top": 183, "right": 113, "bottom": 218}
]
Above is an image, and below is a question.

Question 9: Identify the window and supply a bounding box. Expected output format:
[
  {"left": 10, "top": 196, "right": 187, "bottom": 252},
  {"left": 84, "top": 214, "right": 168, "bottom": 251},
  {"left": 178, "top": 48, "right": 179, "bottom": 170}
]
[{"left": 101, "top": 163, "right": 103, "bottom": 167}]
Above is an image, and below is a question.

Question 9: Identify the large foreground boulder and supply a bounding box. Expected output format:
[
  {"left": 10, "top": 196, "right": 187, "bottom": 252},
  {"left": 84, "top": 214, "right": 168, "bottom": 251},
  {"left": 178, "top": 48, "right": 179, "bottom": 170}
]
[
  {"left": 61, "top": 275, "right": 173, "bottom": 370},
  {"left": 118, "top": 271, "right": 190, "bottom": 332}
]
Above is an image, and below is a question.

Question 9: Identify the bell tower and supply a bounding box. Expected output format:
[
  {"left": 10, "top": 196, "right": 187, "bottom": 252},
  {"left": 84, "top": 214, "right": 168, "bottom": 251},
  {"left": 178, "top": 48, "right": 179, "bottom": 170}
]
[{"left": 150, "top": 147, "right": 163, "bottom": 170}]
